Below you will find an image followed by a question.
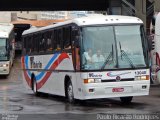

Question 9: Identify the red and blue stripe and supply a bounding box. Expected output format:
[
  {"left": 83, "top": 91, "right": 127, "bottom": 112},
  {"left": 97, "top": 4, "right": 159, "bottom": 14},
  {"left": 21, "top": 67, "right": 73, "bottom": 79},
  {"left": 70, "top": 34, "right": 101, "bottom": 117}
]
[{"left": 21, "top": 53, "right": 69, "bottom": 90}]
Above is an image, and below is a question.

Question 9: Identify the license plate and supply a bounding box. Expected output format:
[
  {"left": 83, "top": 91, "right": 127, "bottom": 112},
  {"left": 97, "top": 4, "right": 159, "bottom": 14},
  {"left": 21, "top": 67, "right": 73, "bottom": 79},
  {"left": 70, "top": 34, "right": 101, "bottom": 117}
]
[{"left": 112, "top": 88, "right": 124, "bottom": 92}]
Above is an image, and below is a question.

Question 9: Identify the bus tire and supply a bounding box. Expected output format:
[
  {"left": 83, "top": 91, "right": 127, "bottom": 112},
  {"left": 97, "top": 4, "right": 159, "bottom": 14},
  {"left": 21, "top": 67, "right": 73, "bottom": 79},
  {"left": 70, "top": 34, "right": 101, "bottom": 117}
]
[
  {"left": 120, "top": 96, "right": 133, "bottom": 104},
  {"left": 4, "top": 74, "right": 9, "bottom": 79},
  {"left": 32, "top": 76, "right": 39, "bottom": 96},
  {"left": 66, "top": 80, "right": 75, "bottom": 104}
]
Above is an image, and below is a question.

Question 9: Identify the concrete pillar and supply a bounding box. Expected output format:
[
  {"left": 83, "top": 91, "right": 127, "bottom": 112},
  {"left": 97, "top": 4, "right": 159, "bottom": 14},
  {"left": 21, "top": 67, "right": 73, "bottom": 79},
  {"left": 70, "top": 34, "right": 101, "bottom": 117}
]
[
  {"left": 135, "top": 0, "right": 147, "bottom": 31},
  {"left": 154, "top": 0, "right": 160, "bottom": 12},
  {"left": 11, "top": 12, "right": 17, "bottom": 22}
]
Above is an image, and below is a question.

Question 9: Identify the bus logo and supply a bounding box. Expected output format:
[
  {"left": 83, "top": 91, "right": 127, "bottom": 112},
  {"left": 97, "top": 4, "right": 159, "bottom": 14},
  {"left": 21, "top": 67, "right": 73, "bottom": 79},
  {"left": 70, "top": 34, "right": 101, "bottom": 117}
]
[
  {"left": 89, "top": 73, "right": 102, "bottom": 78},
  {"left": 30, "top": 57, "right": 42, "bottom": 69}
]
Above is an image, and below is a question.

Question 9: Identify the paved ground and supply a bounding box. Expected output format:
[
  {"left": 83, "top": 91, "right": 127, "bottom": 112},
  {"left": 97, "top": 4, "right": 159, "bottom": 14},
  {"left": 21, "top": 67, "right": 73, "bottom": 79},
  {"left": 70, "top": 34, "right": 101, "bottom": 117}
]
[{"left": 0, "top": 58, "right": 160, "bottom": 120}]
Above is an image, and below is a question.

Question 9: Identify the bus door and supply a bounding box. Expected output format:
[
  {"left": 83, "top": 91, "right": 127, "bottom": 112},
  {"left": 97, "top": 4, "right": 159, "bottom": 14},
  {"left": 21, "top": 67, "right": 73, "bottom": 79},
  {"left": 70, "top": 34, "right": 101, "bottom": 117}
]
[
  {"left": 71, "top": 27, "right": 82, "bottom": 97},
  {"left": 72, "top": 27, "right": 80, "bottom": 71}
]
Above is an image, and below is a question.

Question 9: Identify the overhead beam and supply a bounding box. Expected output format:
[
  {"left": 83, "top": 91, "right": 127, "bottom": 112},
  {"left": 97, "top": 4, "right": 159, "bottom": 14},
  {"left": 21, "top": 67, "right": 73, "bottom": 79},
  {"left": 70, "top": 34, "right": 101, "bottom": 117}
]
[{"left": 1, "top": 0, "right": 109, "bottom": 11}]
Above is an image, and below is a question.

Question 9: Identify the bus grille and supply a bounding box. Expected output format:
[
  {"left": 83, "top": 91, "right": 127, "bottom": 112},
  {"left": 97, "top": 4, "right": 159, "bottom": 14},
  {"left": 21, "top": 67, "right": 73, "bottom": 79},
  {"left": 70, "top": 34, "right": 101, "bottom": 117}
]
[{"left": 101, "top": 78, "right": 134, "bottom": 82}]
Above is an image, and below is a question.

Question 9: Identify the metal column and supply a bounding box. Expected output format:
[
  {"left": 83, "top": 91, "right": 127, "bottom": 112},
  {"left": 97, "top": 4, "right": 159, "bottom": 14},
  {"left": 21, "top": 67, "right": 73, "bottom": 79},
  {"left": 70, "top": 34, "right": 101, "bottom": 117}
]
[
  {"left": 154, "top": 0, "right": 160, "bottom": 12},
  {"left": 135, "top": 0, "right": 147, "bottom": 31}
]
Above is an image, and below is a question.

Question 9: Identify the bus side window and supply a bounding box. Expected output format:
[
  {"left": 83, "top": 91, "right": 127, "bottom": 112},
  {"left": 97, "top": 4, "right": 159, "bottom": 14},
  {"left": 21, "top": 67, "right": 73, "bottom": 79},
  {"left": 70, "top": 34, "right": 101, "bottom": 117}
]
[
  {"left": 23, "top": 37, "right": 27, "bottom": 55},
  {"left": 37, "top": 34, "right": 40, "bottom": 53},
  {"left": 25, "top": 37, "right": 29, "bottom": 53},
  {"left": 46, "top": 32, "right": 53, "bottom": 52},
  {"left": 39, "top": 36, "right": 43, "bottom": 53},
  {"left": 63, "top": 27, "right": 71, "bottom": 50},
  {"left": 59, "top": 29, "right": 63, "bottom": 50},
  {"left": 39, "top": 34, "right": 47, "bottom": 53},
  {"left": 52, "top": 30, "right": 56, "bottom": 52},
  {"left": 34, "top": 34, "right": 39, "bottom": 53},
  {"left": 56, "top": 44, "right": 61, "bottom": 51},
  {"left": 55, "top": 29, "right": 62, "bottom": 51},
  {"left": 52, "top": 30, "right": 56, "bottom": 51},
  {"left": 62, "top": 28, "right": 66, "bottom": 49},
  {"left": 30, "top": 36, "right": 34, "bottom": 54},
  {"left": 32, "top": 34, "right": 37, "bottom": 53},
  {"left": 35, "top": 33, "right": 40, "bottom": 53},
  {"left": 26, "top": 36, "right": 32, "bottom": 54},
  {"left": 44, "top": 33, "right": 48, "bottom": 52},
  {"left": 47, "top": 38, "right": 52, "bottom": 51}
]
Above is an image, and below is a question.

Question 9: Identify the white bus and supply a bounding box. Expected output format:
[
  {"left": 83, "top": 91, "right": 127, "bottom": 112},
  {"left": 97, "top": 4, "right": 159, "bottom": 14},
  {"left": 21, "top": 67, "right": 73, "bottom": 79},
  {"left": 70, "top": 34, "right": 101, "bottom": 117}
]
[
  {"left": 151, "top": 12, "right": 160, "bottom": 84},
  {"left": 0, "top": 23, "right": 15, "bottom": 76},
  {"left": 21, "top": 15, "right": 150, "bottom": 104}
]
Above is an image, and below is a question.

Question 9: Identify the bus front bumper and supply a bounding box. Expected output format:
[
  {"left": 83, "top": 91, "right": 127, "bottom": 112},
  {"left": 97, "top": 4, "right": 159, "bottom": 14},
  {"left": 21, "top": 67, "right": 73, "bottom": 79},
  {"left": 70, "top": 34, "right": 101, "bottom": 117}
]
[
  {"left": 78, "top": 81, "right": 150, "bottom": 100},
  {"left": 0, "top": 67, "right": 10, "bottom": 75}
]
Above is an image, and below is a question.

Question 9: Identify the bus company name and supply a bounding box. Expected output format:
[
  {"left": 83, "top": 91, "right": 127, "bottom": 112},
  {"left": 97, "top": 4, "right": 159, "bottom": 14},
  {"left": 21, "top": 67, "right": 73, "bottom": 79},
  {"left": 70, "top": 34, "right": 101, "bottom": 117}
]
[
  {"left": 30, "top": 57, "right": 42, "bottom": 69},
  {"left": 89, "top": 73, "right": 102, "bottom": 78}
]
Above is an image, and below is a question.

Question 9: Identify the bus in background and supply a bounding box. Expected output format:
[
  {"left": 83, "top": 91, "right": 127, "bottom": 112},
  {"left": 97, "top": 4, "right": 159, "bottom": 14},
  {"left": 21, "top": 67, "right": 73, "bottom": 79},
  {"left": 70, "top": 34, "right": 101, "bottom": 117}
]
[
  {"left": 21, "top": 15, "right": 150, "bottom": 104},
  {"left": 151, "top": 12, "right": 160, "bottom": 84},
  {"left": 0, "top": 23, "right": 15, "bottom": 77}
]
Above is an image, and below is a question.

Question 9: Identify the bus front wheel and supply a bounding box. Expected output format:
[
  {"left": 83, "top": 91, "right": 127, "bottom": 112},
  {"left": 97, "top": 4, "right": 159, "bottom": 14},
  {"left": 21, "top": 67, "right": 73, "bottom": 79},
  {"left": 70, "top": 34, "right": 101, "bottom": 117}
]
[
  {"left": 120, "top": 96, "right": 133, "bottom": 104},
  {"left": 66, "top": 80, "right": 75, "bottom": 104},
  {"left": 32, "top": 77, "right": 39, "bottom": 96}
]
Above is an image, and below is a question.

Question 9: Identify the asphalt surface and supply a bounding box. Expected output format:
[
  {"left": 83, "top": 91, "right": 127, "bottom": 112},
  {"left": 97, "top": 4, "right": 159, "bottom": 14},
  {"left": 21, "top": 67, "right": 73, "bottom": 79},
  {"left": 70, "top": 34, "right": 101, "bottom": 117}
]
[{"left": 0, "top": 58, "right": 160, "bottom": 120}]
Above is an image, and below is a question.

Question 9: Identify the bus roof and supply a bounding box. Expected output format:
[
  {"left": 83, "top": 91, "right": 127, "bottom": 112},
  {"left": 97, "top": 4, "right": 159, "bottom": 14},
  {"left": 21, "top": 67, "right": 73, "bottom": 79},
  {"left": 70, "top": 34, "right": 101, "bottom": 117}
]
[
  {"left": 0, "top": 23, "right": 14, "bottom": 38},
  {"left": 22, "top": 15, "right": 143, "bottom": 35}
]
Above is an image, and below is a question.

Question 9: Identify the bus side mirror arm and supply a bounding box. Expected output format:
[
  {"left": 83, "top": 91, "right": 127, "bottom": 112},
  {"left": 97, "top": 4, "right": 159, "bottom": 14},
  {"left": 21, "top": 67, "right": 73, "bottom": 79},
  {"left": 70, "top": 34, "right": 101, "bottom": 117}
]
[
  {"left": 10, "top": 46, "right": 12, "bottom": 50},
  {"left": 147, "top": 36, "right": 153, "bottom": 52},
  {"left": 74, "top": 36, "right": 80, "bottom": 48}
]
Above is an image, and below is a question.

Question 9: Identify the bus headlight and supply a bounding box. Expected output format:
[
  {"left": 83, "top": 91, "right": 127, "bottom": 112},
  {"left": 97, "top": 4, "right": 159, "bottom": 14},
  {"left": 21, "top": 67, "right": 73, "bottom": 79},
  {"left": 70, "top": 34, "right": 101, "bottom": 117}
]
[
  {"left": 135, "top": 75, "right": 149, "bottom": 80},
  {"left": 84, "top": 78, "right": 101, "bottom": 84},
  {"left": 3, "top": 64, "right": 9, "bottom": 67},
  {"left": 94, "top": 78, "right": 102, "bottom": 83},
  {"left": 0, "top": 64, "right": 9, "bottom": 67}
]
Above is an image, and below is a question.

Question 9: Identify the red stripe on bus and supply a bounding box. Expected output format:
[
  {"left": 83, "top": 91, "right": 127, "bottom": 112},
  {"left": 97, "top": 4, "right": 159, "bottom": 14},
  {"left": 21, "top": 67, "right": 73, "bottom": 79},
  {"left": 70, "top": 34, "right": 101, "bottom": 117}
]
[
  {"left": 156, "top": 52, "right": 160, "bottom": 72},
  {"left": 22, "top": 53, "right": 69, "bottom": 90},
  {"left": 36, "top": 53, "right": 69, "bottom": 90},
  {"left": 156, "top": 52, "right": 160, "bottom": 66},
  {"left": 21, "top": 56, "right": 32, "bottom": 88}
]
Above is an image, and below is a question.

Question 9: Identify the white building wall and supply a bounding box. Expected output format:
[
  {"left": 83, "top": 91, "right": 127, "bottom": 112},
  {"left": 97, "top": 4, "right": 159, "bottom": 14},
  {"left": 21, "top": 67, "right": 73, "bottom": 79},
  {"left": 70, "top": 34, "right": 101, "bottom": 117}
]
[
  {"left": 16, "top": 11, "right": 39, "bottom": 20},
  {"left": 0, "top": 12, "right": 11, "bottom": 23},
  {"left": 0, "top": 11, "right": 96, "bottom": 23},
  {"left": 68, "top": 11, "right": 95, "bottom": 19},
  {"left": 37, "top": 11, "right": 95, "bottom": 20},
  {"left": 38, "top": 11, "right": 69, "bottom": 20}
]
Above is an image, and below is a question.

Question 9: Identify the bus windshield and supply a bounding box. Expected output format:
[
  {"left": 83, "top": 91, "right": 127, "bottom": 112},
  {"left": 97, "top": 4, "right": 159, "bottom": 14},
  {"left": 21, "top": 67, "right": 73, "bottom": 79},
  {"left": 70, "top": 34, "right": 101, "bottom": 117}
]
[
  {"left": 81, "top": 25, "right": 148, "bottom": 70},
  {"left": 0, "top": 38, "right": 8, "bottom": 60}
]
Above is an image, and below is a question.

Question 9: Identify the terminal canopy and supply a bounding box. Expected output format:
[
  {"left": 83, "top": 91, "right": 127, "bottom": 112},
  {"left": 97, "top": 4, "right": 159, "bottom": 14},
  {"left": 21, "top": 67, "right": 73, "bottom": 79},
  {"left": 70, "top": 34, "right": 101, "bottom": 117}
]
[{"left": 0, "top": 0, "right": 109, "bottom": 11}]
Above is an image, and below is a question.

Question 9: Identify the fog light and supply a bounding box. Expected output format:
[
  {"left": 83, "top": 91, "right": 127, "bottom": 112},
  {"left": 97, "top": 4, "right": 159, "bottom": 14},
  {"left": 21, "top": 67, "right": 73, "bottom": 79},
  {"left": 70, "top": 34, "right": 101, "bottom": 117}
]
[
  {"left": 89, "top": 88, "right": 94, "bottom": 92},
  {"left": 142, "top": 85, "right": 147, "bottom": 89},
  {"left": 95, "top": 78, "right": 101, "bottom": 83}
]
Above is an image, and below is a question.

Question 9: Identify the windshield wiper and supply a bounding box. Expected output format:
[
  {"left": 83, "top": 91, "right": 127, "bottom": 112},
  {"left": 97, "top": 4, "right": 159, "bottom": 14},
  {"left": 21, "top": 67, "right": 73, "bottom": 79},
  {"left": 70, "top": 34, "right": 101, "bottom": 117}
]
[
  {"left": 119, "top": 42, "right": 135, "bottom": 68},
  {"left": 101, "top": 44, "right": 114, "bottom": 69}
]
